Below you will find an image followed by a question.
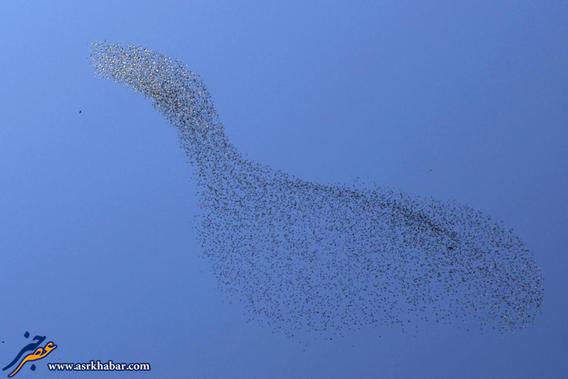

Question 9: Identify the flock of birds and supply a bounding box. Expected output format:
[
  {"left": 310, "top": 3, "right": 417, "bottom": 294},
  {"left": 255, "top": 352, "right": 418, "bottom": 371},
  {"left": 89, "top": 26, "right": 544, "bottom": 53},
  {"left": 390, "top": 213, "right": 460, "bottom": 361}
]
[{"left": 92, "top": 42, "right": 543, "bottom": 337}]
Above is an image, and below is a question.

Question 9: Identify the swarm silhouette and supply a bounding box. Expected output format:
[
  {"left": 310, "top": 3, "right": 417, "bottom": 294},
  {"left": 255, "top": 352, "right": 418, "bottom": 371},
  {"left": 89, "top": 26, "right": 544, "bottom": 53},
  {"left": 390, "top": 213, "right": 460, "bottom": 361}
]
[{"left": 92, "top": 43, "right": 543, "bottom": 336}]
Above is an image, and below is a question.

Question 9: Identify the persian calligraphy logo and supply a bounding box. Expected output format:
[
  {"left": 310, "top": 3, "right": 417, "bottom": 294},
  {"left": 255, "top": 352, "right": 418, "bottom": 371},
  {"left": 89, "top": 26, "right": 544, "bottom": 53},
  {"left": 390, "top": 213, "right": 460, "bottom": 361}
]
[{"left": 2, "top": 332, "right": 57, "bottom": 377}]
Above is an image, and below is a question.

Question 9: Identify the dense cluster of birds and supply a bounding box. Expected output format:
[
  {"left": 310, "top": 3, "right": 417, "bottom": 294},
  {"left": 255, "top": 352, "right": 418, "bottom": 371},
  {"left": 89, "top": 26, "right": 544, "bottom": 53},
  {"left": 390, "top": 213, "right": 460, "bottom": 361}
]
[{"left": 92, "top": 43, "right": 544, "bottom": 337}]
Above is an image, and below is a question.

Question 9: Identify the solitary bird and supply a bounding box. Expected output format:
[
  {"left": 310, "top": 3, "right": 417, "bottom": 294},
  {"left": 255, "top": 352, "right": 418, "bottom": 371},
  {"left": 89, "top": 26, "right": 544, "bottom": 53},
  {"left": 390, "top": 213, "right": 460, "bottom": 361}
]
[{"left": 92, "top": 43, "right": 543, "bottom": 336}]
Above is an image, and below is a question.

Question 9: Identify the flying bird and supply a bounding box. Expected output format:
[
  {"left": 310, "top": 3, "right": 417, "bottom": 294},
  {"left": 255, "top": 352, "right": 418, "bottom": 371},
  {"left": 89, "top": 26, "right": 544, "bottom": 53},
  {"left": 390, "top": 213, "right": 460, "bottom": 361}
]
[{"left": 92, "top": 43, "right": 543, "bottom": 336}]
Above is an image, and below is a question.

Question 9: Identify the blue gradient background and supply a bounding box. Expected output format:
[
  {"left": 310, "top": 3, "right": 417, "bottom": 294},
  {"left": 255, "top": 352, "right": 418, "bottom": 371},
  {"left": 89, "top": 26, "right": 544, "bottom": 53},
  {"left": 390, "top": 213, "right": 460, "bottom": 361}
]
[{"left": 1, "top": 1, "right": 566, "bottom": 378}]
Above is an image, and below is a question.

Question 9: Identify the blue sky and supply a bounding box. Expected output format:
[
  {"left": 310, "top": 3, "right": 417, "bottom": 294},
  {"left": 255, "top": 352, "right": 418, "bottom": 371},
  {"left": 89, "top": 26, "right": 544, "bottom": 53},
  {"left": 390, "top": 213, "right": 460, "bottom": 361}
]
[{"left": 0, "top": 1, "right": 567, "bottom": 378}]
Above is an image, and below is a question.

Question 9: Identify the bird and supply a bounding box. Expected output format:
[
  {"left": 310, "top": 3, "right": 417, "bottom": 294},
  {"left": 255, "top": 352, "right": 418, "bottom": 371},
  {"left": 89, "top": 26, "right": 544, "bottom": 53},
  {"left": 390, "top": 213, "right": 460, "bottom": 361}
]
[{"left": 92, "top": 42, "right": 543, "bottom": 336}]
